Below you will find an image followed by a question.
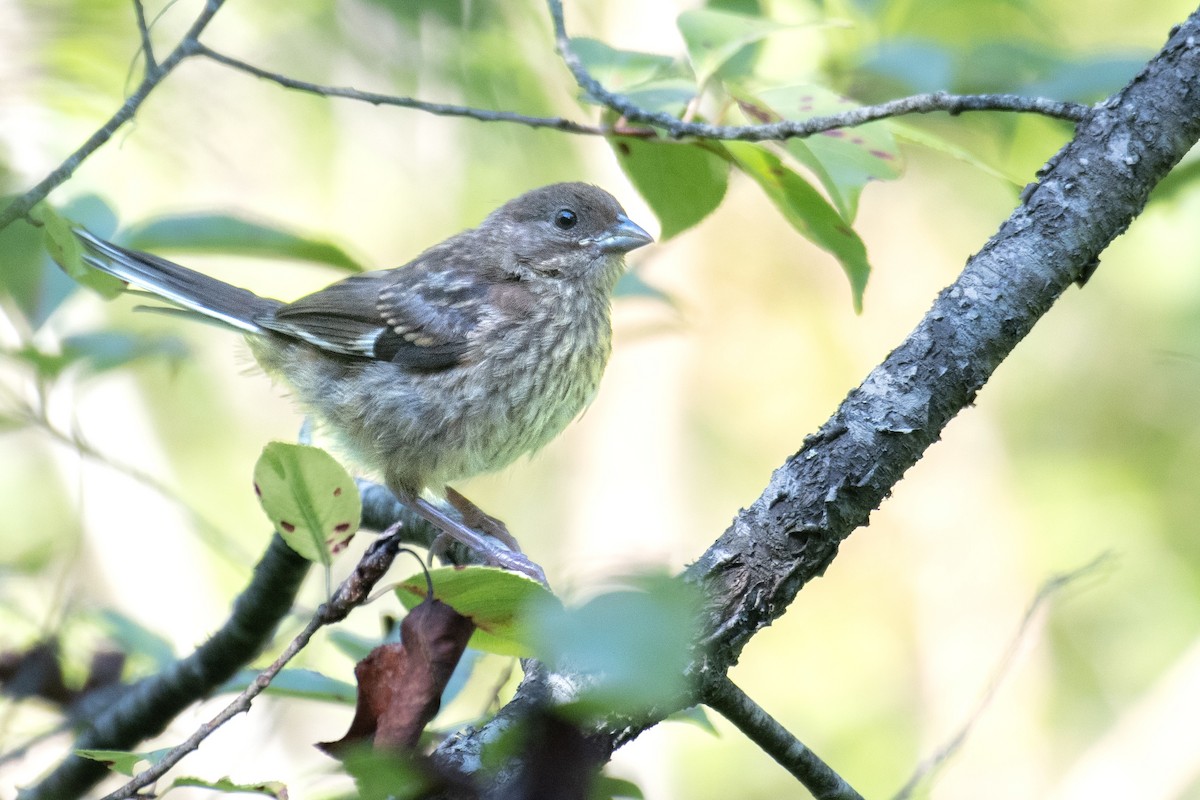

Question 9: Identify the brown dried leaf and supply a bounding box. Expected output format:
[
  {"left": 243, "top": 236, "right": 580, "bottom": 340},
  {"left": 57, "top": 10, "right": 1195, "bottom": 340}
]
[{"left": 320, "top": 598, "right": 475, "bottom": 753}]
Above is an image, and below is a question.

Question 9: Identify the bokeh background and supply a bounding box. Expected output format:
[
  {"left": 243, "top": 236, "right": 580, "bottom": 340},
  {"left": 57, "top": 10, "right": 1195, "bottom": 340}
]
[{"left": 3, "top": 0, "right": 1200, "bottom": 798}]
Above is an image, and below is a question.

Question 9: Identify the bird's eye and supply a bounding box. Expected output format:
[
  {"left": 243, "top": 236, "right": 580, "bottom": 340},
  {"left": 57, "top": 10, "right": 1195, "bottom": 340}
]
[{"left": 554, "top": 209, "right": 578, "bottom": 230}]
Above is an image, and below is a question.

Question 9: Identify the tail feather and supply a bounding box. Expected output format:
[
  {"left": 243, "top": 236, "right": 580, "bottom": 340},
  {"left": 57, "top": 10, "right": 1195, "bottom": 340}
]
[{"left": 74, "top": 229, "right": 282, "bottom": 333}]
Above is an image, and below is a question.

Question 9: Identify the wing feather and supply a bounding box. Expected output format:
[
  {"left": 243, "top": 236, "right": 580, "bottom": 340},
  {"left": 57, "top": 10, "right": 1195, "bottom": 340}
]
[{"left": 258, "top": 264, "right": 485, "bottom": 371}]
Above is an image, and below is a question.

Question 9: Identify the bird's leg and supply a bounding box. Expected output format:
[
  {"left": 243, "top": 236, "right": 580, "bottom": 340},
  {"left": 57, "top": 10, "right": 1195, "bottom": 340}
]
[
  {"left": 443, "top": 486, "right": 521, "bottom": 552},
  {"left": 391, "top": 486, "right": 547, "bottom": 586}
]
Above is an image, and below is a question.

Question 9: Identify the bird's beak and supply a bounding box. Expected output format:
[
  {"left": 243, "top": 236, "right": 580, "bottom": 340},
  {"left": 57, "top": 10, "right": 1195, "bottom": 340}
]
[{"left": 595, "top": 214, "right": 654, "bottom": 254}]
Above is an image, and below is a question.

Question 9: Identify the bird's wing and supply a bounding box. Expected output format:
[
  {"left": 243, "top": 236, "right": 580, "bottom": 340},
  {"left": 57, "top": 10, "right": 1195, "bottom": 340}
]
[{"left": 259, "top": 265, "right": 486, "bottom": 371}]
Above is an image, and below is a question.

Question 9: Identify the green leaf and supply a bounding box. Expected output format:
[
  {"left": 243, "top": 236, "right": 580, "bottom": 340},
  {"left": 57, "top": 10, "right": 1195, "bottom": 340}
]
[
  {"left": 522, "top": 573, "right": 702, "bottom": 719},
  {"left": 328, "top": 627, "right": 394, "bottom": 663},
  {"left": 677, "top": 9, "right": 794, "bottom": 87},
  {"left": 744, "top": 85, "right": 904, "bottom": 221},
  {"left": 590, "top": 775, "right": 646, "bottom": 800},
  {"left": 725, "top": 141, "right": 872, "bottom": 311},
  {"left": 8, "top": 345, "right": 72, "bottom": 379},
  {"left": 1020, "top": 55, "right": 1143, "bottom": 103},
  {"left": 666, "top": 704, "right": 720, "bottom": 735},
  {"left": 120, "top": 214, "right": 366, "bottom": 273},
  {"left": 612, "top": 137, "right": 729, "bottom": 241},
  {"left": 889, "top": 121, "right": 1017, "bottom": 185},
  {"left": 216, "top": 667, "right": 357, "bottom": 704},
  {"left": 337, "top": 746, "right": 437, "bottom": 800},
  {"left": 97, "top": 610, "right": 176, "bottom": 670},
  {"left": 253, "top": 443, "right": 361, "bottom": 564},
  {"left": 613, "top": 270, "right": 673, "bottom": 305},
  {"left": 32, "top": 203, "right": 83, "bottom": 276},
  {"left": 75, "top": 747, "right": 170, "bottom": 776},
  {"left": 60, "top": 331, "right": 188, "bottom": 376},
  {"left": 7, "top": 333, "right": 181, "bottom": 382},
  {"left": 0, "top": 213, "right": 72, "bottom": 330},
  {"left": 395, "top": 566, "right": 559, "bottom": 657},
  {"left": 859, "top": 39, "right": 956, "bottom": 95},
  {"left": 170, "top": 776, "right": 288, "bottom": 798},
  {"left": 619, "top": 78, "right": 698, "bottom": 119},
  {"left": 31, "top": 203, "right": 124, "bottom": 299},
  {"left": 571, "top": 38, "right": 686, "bottom": 94}
]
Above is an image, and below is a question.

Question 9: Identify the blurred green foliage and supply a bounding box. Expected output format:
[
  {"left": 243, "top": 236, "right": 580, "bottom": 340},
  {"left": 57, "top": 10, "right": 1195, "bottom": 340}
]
[{"left": 1, "top": 0, "right": 1200, "bottom": 799}]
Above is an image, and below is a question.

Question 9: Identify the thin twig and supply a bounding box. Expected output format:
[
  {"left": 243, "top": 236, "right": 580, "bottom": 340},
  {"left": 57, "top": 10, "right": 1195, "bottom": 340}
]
[
  {"left": 0, "top": 0, "right": 224, "bottom": 232},
  {"left": 99, "top": 531, "right": 404, "bottom": 800},
  {"left": 193, "top": 44, "right": 616, "bottom": 137},
  {"left": 0, "top": 0, "right": 1095, "bottom": 240},
  {"left": 891, "top": 554, "right": 1112, "bottom": 800},
  {"left": 546, "top": 0, "right": 1090, "bottom": 140},
  {"left": 20, "top": 533, "right": 311, "bottom": 800},
  {"left": 131, "top": 0, "right": 158, "bottom": 74},
  {"left": 703, "top": 675, "right": 865, "bottom": 800}
]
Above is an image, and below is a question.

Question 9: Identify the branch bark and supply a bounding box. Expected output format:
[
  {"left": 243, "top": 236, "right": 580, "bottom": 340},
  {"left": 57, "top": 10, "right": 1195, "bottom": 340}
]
[
  {"left": 547, "top": 0, "right": 1090, "bottom": 135},
  {"left": 433, "top": 5, "right": 1200, "bottom": 792},
  {"left": 703, "top": 676, "right": 863, "bottom": 800},
  {"left": 686, "top": 8, "right": 1200, "bottom": 676}
]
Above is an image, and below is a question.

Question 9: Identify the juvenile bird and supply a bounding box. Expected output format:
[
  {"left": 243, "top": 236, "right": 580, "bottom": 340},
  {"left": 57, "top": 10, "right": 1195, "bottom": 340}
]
[{"left": 74, "top": 183, "right": 653, "bottom": 580}]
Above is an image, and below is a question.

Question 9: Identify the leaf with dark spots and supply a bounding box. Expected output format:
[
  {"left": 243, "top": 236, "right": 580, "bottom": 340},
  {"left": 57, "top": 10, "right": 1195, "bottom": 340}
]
[
  {"left": 611, "top": 136, "right": 729, "bottom": 241},
  {"left": 253, "top": 443, "right": 362, "bottom": 564},
  {"left": 319, "top": 598, "right": 475, "bottom": 753},
  {"left": 329, "top": 532, "right": 356, "bottom": 556},
  {"left": 737, "top": 98, "right": 773, "bottom": 124},
  {"left": 743, "top": 85, "right": 904, "bottom": 222}
]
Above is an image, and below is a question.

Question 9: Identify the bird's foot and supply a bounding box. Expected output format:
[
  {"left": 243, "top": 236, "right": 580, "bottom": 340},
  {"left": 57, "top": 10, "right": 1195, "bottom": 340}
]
[
  {"left": 396, "top": 488, "right": 547, "bottom": 586},
  {"left": 444, "top": 486, "right": 521, "bottom": 551}
]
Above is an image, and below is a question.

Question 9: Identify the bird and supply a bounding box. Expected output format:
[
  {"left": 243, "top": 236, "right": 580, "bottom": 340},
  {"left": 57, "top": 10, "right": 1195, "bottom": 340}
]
[{"left": 73, "top": 183, "right": 653, "bottom": 581}]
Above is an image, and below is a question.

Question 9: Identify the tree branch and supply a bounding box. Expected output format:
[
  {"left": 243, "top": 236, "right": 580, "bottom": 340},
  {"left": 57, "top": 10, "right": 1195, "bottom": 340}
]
[
  {"left": 703, "top": 676, "right": 863, "bottom": 800},
  {"left": 99, "top": 532, "right": 405, "bottom": 800},
  {"left": 20, "top": 533, "right": 310, "bottom": 800},
  {"left": 191, "top": 44, "right": 619, "bottom": 137},
  {"left": 683, "top": 3, "right": 1200, "bottom": 672},
  {"left": 546, "top": 0, "right": 1090, "bottom": 138},
  {"left": 131, "top": 0, "right": 158, "bottom": 74},
  {"left": 0, "top": 0, "right": 1094, "bottom": 243},
  {"left": 0, "top": 0, "right": 225, "bottom": 232},
  {"left": 434, "top": 5, "right": 1200, "bottom": 791}
]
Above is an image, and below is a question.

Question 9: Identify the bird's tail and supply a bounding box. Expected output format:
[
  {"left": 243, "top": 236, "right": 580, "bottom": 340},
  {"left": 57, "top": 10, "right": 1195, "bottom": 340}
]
[{"left": 75, "top": 229, "right": 281, "bottom": 333}]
